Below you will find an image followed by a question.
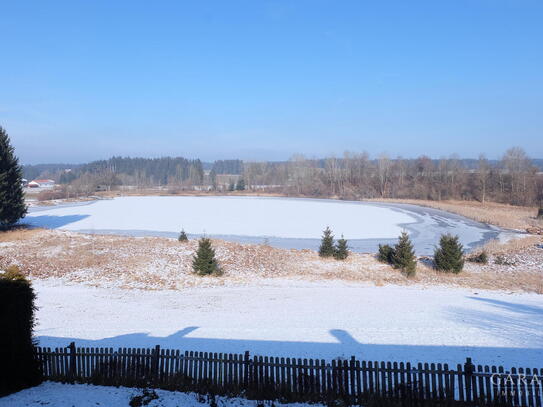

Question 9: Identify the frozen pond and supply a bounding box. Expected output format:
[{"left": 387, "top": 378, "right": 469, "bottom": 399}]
[{"left": 25, "top": 196, "right": 501, "bottom": 255}]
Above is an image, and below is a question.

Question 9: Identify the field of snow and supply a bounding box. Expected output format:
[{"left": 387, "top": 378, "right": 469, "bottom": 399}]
[
  {"left": 0, "top": 382, "right": 318, "bottom": 407},
  {"left": 34, "top": 280, "right": 542, "bottom": 368},
  {"left": 25, "top": 196, "right": 499, "bottom": 254}
]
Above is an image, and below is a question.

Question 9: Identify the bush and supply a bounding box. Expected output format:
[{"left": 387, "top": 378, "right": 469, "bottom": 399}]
[
  {"left": 0, "top": 266, "right": 42, "bottom": 396},
  {"left": 178, "top": 229, "right": 188, "bottom": 242},
  {"left": 192, "top": 238, "right": 222, "bottom": 276},
  {"left": 538, "top": 207, "right": 543, "bottom": 219},
  {"left": 434, "top": 234, "right": 464, "bottom": 273},
  {"left": 392, "top": 232, "right": 417, "bottom": 277},
  {"left": 494, "top": 254, "right": 515, "bottom": 266},
  {"left": 129, "top": 389, "right": 159, "bottom": 407},
  {"left": 318, "top": 227, "right": 335, "bottom": 258},
  {"left": 377, "top": 244, "right": 394, "bottom": 264},
  {"left": 467, "top": 250, "right": 488, "bottom": 264},
  {"left": 334, "top": 236, "right": 349, "bottom": 260}
]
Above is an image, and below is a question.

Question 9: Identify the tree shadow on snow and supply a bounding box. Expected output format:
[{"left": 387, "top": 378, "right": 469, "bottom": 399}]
[
  {"left": 445, "top": 296, "right": 543, "bottom": 346},
  {"left": 38, "top": 326, "right": 543, "bottom": 369},
  {"left": 24, "top": 214, "right": 90, "bottom": 229}
]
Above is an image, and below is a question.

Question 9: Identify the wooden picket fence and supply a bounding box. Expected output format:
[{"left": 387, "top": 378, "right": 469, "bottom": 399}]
[{"left": 35, "top": 343, "right": 542, "bottom": 406}]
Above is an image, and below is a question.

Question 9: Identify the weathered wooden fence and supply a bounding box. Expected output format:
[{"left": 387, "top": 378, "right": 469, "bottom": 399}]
[{"left": 35, "top": 344, "right": 542, "bottom": 406}]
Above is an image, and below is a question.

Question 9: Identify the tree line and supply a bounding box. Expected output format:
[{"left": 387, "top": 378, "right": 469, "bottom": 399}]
[
  {"left": 238, "top": 149, "right": 543, "bottom": 207},
  {"left": 23, "top": 147, "right": 543, "bottom": 207}
]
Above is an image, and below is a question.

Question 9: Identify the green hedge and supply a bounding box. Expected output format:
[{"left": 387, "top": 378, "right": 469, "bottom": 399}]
[{"left": 0, "top": 269, "right": 42, "bottom": 396}]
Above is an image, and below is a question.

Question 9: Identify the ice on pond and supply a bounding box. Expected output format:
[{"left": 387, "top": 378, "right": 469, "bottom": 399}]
[{"left": 25, "top": 196, "right": 500, "bottom": 255}]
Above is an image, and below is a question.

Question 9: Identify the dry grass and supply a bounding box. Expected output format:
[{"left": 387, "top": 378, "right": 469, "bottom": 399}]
[
  {"left": 1, "top": 229, "right": 541, "bottom": 293},
  {"left": 480, "top": 235, "right": 542, "bottom": 255},
  {"left": 372, "top": 198, "right": 542, "bottom": 231},
  {"left": 0, "top": 227, "right": 44, "bottom": 242}
]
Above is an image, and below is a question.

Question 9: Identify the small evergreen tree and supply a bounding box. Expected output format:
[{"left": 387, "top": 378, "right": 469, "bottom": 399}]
[
  {"left": 318, "top": 227, "right": 335, "bottom": 257},
  {"left": 0, "top": 126, "right": 27, "bottom": 227},
  {"left": 538, "top": 207, "right": 543, "bottom": 220},
  {"left": 434, "top": 234, "right": 464, "bottom": 273},
  {"left": 235, "top": 178, "right": 246, "bottom": 191},
  {"left": 192, "top": 237, "right": 220, "bottom": 276},
  {"left": 334, "top": 235, "right": 349, "bottom": 260},
  {"left": 228, "top": 180, "right": 235, "bottom": 191},
  {"left": 377, "top": 244, "right": 394, "bottom": 264},
  {"left": 392, "top": 231, "right": 417, "bottom": 276},
  {"left": 178, "top": 229, "right": 188, "bottom": 242}
]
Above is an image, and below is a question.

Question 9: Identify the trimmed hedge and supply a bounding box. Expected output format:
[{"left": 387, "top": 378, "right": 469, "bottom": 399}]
[{"left": 0, "top": 268, "right": 42, "bottom": 396}]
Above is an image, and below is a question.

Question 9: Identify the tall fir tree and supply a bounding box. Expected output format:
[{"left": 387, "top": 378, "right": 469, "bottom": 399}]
[
  {"left": 0, "top": 127, "right": 27, "bottom": 227},
  {"left": 434, "top": 234, "right": 464, "bottom": 273},
  {"left": 392, "top": 231, "right": 417, "bottom": 276},
  {"left": 334, "top": 235, "right": 349, "bottom": 260},
  {"left": 192, "top": 237, "right": 220, "bottom": 276},
  {"left": 318, "top": 227, "right": 335, "bottom": 257}
]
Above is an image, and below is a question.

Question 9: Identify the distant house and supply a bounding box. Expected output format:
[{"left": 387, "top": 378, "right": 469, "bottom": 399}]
[
  {"left": 22, "top": 178, "right": 28, "bottom": 187},
  {"left": 29, "top": 179, "right": 55, "bottom": 188}
]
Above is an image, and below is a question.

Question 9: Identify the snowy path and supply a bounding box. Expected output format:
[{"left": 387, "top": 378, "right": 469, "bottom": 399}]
[
  {"left": 25, "top": 196, "right": 500, "bottom": 254},
  {"left": 34, "top": 280, "right": 543, "bottom": 368}
]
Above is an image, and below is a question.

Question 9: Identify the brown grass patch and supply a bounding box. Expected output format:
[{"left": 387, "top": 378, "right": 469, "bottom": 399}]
[
  {"left": 372, "top": 198, "right": 542, "bottom": 231},
  {"left": 0, "top": 227, "right": 44, "bottom": 242},
  {"left": 2, "top": 229, "right": 541, "bottom": 293}
]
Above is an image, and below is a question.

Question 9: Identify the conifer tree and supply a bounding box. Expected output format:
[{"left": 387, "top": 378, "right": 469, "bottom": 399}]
[
  {"left": 318, "top": 227, "right": 335, "bottom": 257},
  {"left": 392, "top": 231, "right": 417, "bottom": 276},
  {"left": 434, "top": 234, "right": 464, "bottom": 273},
  {"left": 178, "top": 229, "right": 188, "bottom": 242},
  {"left": 192, "top": 237, "right": 220, "bottom": 275},
  {"left": 334, "top": 235, "right": 349, "bottom": 260},
  {"left": 235, "top": 178, "right": 246, "bottom": 191},
  {"left": 228, "top": 180, "right": 235, "bottom": 192},
  {"left": 0, "top": 127, "right": 27, "bottom": 227},
  {"left": 377, "top": 244, "right": 394, "bottom": 264},
  {"left": 538, "top": 207, "right": 543, "bottom": 220}
]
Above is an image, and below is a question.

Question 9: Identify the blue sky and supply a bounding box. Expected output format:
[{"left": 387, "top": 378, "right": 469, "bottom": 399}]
[{"left": 1, "top": 1, "right": 542, "bottom": 164}]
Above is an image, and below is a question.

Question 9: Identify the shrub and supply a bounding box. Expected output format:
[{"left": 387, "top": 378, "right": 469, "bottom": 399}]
[
  {"left": 467, "top": 250, "right": 488, "bottom": 264},
  {"left": 494, "top": 254, "right": 515, "bottom": 266},
  {"left": 377, "top": 244, "right": 394, "bottom": 264},
  {"left": 178, "top": 229, "right": 188, "bottom": 242},
  {"left": 392, "top": 232, "right": 417, "bottom": 277},
  {"left": 434, "top": 234, "right": 464, "bottom": 273},
  {"left": 318, "top": 227, "right": 335, "bottom": 258},
  {"left": 129, "top": 389, "right": 159, "bottom": 407},
  {"left": 0, "top": 266, "right": 42, "bottom": 396},
  {"left": 192, "top": 238, "right": 221, "bottom": 276},
  {"left": 334, "top": 236, "right": 349, "bottom": 260},
  {"left": 538, "top": 207, "right": 543, "bottom": 219},
  {"left": 235, "top": 178, "right": 246, "bottom": 191}
]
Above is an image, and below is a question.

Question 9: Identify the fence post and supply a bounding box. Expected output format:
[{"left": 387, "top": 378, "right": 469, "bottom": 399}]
[
  {"left": 68, "top": 342, "right": 76, "bottom": 383},
  {"left": 244, "top": 351, "right": 251, "bottom": 391},
  {"left": 152, "top": 345, "right": 161, "bottom": 384},
  {"left": 464, "top": 357, "right": 474, "bottom": 402}
]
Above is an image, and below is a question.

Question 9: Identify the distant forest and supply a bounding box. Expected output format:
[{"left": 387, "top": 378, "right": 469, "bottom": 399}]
[{"left": 24, "top": 149, "right": 543, "bottom": 206}]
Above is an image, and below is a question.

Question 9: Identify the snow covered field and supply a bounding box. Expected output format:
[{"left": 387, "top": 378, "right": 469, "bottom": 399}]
[
  {"left": 25, "top": 196, "right": 499, "bottom": 254},
  {"left": 34, "top": 280, "right": 542, "bottom": 368},
  {"left": 0, "top": 382, "right": 318, "bottom": 407}
]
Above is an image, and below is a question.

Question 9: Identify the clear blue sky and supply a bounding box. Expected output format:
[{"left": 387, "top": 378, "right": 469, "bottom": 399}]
[{"left": 1, "top": 0, "right": 542, "bottom": 164}]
